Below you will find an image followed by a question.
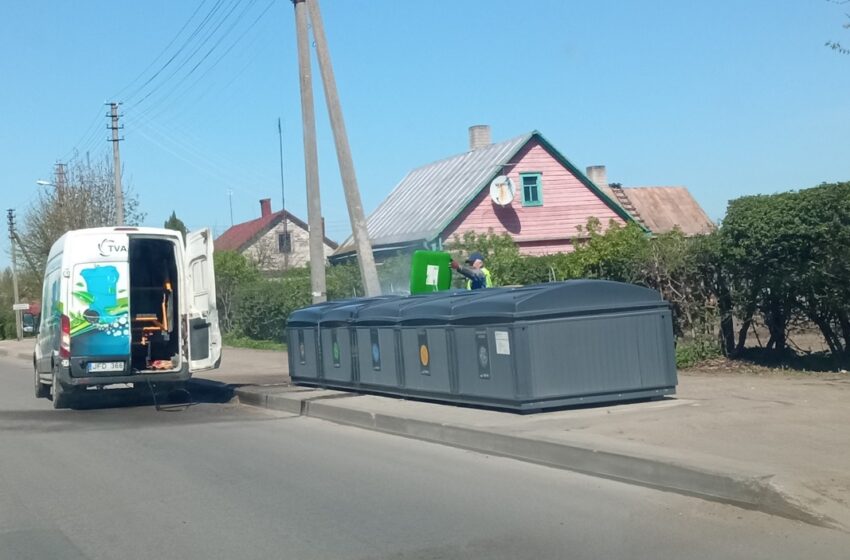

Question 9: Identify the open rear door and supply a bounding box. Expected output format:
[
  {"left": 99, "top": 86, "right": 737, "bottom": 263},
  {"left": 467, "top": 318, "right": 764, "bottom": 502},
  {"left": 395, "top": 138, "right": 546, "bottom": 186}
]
[{"left": 186, "top": 228, "right": 222, "bottom": 371}]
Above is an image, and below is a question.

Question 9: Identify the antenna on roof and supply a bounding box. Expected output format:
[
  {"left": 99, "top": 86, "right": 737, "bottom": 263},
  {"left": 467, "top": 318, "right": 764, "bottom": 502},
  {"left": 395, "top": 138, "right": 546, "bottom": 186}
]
[{"left": 227, "top": 189, "right": 234, "bottom": 227}]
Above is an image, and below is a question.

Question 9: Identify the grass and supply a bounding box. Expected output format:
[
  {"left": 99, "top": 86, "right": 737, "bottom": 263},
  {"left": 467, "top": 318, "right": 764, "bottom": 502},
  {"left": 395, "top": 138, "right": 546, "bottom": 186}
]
[
  {"left": 222, "top": 333, "right": 287, "bottom": 352},
  {"left": 675, "top": 337, "right": 722, "bottom": 369}
]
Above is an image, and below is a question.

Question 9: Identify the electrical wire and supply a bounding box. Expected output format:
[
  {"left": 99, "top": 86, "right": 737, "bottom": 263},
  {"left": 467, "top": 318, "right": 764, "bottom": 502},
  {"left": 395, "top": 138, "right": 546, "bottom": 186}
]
[
  {"left": 59, "top": 106, "right": 107, "bottom": 162},
  {"left": 129, "top": 111, "right": 274, "bottom": 189},
  {"left": 131, "top": 122, "right": 272, "bottom": 197},
  {"left": 122, "top": 0, "right": 228, "bottom": 107},
  {"left": 110, "top": 0, "right": 211, "bottom": 102},
  {"left": 128, "top": 0, "right": 245, "bottom": 111},
  {"left": 145, "top": 378, "right": 197, "bottom": 411},
  {"left": 132, "top": 0, "right": 274, "bottom": 124}
]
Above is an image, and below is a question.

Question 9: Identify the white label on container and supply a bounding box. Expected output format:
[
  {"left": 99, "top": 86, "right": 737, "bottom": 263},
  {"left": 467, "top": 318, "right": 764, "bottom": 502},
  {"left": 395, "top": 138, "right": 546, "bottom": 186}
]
[
  {"left": 494, "top": 331, "right": 510, "bottom": 355},
  {"left": 425, "top": 264, "right": 440, "bottom": 286}
]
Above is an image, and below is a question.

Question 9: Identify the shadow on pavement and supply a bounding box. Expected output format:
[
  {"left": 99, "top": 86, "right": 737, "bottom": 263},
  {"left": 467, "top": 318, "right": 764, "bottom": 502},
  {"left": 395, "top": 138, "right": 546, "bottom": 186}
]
[{"left": 68, "top": 378, "right": 244, "bottom": 411}]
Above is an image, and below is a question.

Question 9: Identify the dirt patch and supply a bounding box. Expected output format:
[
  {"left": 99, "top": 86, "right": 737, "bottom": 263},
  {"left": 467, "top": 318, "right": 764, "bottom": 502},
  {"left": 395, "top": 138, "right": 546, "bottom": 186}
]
[{"left": 681, "top": 356, "right": 850, "bottom": 379}]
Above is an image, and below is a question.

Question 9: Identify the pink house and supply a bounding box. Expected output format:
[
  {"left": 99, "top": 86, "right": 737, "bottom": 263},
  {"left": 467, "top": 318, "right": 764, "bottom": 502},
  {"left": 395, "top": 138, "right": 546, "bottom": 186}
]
[{"left": 332, "top": 127, "right": 712, "bottom": 261}]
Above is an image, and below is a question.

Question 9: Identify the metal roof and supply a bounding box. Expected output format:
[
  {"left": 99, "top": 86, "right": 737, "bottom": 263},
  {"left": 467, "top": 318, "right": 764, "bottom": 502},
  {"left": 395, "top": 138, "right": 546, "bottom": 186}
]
[{"left": 336, "top": 133, "right": 533, "bottom": 254}]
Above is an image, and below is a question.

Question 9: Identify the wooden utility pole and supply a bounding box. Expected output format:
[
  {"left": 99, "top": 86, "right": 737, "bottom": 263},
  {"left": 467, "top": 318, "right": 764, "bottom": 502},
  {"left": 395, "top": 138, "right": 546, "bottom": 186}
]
[
  {"left": 293, "top": 0, "right": 327, "bottom": 303},
  {"left": 306, "top": 0, "right": 380, "bottom": 297},
  {"left": 7, "top": 209, "right": 22, "bottom": 341},
  {"left": 108, "top": 102, "right": 125, "bottom": 225}
]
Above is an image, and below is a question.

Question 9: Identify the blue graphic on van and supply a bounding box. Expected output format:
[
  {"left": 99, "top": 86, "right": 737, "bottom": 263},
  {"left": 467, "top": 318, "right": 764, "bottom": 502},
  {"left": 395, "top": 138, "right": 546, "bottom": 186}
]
[
  {"left": 81, "top": 267, "right": 119, "bottom": 316},
  {"left": 70, "top": 264, "right": 130, "bottom": 356}
]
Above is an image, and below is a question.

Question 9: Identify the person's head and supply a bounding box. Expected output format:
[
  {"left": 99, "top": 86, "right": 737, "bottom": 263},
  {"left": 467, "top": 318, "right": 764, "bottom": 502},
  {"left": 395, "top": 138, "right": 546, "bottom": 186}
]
[{"left": 466, "top": 251, "right": 484, "bottom": 270}]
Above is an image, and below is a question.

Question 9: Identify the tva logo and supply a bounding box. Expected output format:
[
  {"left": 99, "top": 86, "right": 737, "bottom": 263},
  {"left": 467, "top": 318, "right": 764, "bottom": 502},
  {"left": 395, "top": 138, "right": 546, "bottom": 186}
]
[{"left": 98, "top": 238, "right": 128, "bottom": 257}]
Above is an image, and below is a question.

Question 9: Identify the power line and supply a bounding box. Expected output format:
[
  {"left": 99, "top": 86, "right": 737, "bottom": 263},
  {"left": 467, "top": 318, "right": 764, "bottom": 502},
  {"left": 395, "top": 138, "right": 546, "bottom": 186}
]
[
  {"left": 128, "top": 112, "right": 274, "bottom": 188},
  {"left": 130, "top": 117, "right": 273, "bottom": 195},
  {"left": 128, "top": 0, "right": 274, "bottom": 124},
  {"left": 128, "top": 0, "right": 245, "bottom": 110},
  {"left": 110, "top": 0, "right": 212, "bottom": 102},
  {"left": 59, "top": 106, "right": 107, "bottom": 162},
  {"left": 122, "top": 0, "right": 229, "bottom": 107}
]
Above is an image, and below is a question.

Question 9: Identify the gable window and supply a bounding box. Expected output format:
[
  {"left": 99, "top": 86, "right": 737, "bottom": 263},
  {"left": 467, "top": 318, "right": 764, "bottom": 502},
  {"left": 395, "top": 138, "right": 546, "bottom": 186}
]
[
  {"left": 278, "top": 232, "right": 292, "bottom": 254},
  {"left": 520, "top": 172, "right": 543, "bottom": 206}
]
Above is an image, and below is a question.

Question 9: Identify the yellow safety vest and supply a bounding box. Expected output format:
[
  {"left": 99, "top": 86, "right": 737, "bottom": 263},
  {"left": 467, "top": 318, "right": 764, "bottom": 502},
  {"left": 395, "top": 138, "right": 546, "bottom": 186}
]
[{"left": 466, "top": 267, "right": 493, "bottom": 290}]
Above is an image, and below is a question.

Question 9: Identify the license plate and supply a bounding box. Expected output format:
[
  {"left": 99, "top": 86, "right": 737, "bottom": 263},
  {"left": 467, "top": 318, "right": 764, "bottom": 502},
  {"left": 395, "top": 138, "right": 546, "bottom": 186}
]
[{"left": 87, "top": 361, "right": 124, "bottom": 373}]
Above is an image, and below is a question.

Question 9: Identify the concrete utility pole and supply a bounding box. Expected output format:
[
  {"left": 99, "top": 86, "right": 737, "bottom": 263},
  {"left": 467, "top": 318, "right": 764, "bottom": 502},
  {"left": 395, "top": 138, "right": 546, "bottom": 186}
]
[
  {"left": 306, "top": 0, "right": 381, "bottom": 297},
  {"left": 278, "top": 117, "right": 289, "bottom": 271},
  {"left": 54, "top": 163, "right": 66, "bottom": 197},
  {"left": 292, "top": 0, "right": 327, "bottom": 303},
  {"left": 108, "top": 102, "right": 125, "bottom": 225},
  {"left": 7, "top": 209, "right": 22, "bottom": 341}
]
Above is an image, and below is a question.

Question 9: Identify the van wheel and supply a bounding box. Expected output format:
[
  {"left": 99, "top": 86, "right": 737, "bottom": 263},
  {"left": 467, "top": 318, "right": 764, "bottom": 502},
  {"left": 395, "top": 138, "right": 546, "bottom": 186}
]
[
  {"left": 34, "top": 367, "right": 50, "bottom": 399},
  {"left": 51, "top": 370, "right": 73, "bottom": 409}
]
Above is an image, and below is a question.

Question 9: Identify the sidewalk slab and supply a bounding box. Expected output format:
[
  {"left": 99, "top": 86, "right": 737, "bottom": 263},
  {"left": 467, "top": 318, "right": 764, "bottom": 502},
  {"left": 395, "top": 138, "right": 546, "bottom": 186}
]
[
  {"left": 235, "top": 378, "right": 850, "bottom": 530},
  {"left": 0, "top": 339, "right": 34, "bottom": 362}
]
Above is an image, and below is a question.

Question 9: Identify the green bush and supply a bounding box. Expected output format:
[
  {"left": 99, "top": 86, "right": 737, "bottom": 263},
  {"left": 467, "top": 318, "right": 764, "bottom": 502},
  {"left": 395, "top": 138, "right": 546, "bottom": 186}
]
[
  {"left": 232, "top": 276, "right": 311, "bottom": 341},
  {"left": 676, "top": 336, "right": 723, "bottom": 369},
  {"left": 222, "top": 333, "right": 286, "bottom": 351}
]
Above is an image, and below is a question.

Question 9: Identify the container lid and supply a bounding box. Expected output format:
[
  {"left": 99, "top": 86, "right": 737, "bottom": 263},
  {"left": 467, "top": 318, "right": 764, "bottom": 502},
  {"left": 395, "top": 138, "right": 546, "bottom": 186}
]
[
  {"left": 285, "top": 297, "right": 367, "bottom": 326},
  {"left": 448, "top": 280, "right": 665, "bottom": 323},
  {"left": 396, "top": 287, "right": 512, "bottom": 324},
  {"left": 352, "top": 290, "right": 467, "bottom": 325},
  {"left": 319, "top": 295, "right": 402, "bottom": 324}
]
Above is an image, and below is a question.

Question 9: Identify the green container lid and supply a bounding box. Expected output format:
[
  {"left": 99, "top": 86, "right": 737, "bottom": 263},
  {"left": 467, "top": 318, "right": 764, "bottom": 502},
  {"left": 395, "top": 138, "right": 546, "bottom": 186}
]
[{"left": 409, "top": 250, "right": 453, "bottom": 294}]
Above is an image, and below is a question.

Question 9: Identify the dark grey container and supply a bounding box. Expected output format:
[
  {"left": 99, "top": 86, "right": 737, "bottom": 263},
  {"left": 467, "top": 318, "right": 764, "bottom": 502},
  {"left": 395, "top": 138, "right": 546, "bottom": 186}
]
[
  {"left": 288, "top": 280, "right": 677, "bottom": 412},
  {"left": 446, "top": 280, "right": 677, "bottom": 409},
  {"left": 289, "top": 296, "right": 399, "bottom": 386},
  {"left": 394, "top": 289, "right": 515, "bottom": 396},
  {"left": 287, "top": 300, "right": 349, "bottom": 383},
  {"left": 351, "top": 292, "right": 466, "bottom": 390}
]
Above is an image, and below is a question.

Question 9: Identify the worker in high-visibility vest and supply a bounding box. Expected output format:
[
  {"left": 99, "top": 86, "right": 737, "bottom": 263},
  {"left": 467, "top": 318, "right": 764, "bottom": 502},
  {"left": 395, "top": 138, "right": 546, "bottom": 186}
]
[{"left": 450, "top": 251, "right": 493, "bottom": 290}]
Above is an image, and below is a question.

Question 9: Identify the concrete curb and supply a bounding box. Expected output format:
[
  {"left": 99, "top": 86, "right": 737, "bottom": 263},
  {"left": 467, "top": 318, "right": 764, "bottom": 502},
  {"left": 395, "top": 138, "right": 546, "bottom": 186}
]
[
  {"left": 0, "top": 347, "right": 32, "bottom": 362},
  {"left": 236, "top": 386, "right": 837, "bottom": 529}
]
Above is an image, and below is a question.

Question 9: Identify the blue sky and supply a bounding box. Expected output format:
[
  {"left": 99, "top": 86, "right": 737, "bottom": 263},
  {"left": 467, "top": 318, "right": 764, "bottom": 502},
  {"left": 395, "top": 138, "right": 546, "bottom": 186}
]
[{"left": 1, "top": 0, "right": 848, "bottom": 268}]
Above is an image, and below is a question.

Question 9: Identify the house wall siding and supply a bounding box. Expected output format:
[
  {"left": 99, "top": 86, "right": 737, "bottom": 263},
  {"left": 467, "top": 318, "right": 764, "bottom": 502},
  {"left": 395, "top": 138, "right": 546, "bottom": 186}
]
[
  {"left": 242, "top": 220, "right": 335, "bottom": 271},
  {"left": 441, "top": 139, "right": 626, "bottom": 255}
]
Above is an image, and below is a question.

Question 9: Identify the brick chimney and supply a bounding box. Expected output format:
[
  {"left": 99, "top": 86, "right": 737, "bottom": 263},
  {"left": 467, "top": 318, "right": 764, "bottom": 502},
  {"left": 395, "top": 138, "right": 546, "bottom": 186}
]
[
  {"left": 260, "top": 198, "right": 272, "bottom": 218},
  {"left": 586, "top": 166, "right": 607, "bottom": 190},
  {"left": 469, "top": 125, "right": 491, "bottom": 150}
]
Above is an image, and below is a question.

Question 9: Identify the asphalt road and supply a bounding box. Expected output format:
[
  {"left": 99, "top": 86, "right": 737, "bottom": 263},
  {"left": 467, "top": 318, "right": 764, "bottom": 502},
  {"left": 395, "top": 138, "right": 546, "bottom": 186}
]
[{"left": 0, "top": 356, "right": 846, "bottom": 560}]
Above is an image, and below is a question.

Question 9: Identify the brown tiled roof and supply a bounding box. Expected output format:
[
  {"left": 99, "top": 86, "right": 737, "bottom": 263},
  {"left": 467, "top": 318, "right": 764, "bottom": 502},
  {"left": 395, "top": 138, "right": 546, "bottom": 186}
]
[
  {"left": 215, "top": 210, "right": 338, "bottom": 252},
  {"left": 619, "top": 186, "right": 715, "bottom": 236}
]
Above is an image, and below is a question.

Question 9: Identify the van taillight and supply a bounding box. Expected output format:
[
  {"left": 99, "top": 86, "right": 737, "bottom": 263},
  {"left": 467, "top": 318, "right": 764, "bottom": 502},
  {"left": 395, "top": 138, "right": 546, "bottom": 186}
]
[{"left": 60, "top": 314, "right": 71, "bottom": 359}]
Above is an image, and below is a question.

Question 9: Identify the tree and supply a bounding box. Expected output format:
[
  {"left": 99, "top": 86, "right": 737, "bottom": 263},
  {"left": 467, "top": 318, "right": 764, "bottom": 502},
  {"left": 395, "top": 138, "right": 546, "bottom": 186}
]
[
  {"left": 163, "top": 210, "right": 188, "bottom": 241},
  {"left": 20, "top": 157, "right": 145, "bottom": 274},
  {"left": 213, "top": 250, "right": 261, "bottom": 333},
  {"left": 826, "top": 1, "right": 850, "bottom": 54}
]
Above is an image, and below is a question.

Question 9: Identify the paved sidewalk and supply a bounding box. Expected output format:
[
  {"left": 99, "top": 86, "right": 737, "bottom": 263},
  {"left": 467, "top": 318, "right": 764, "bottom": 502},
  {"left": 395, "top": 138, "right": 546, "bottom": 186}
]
[
  {"left": 0, "top": 339, "right": 289, "bottom": 385},
  {"left": 0, "top": 338, "right": 35, "bottom": 362},
  {"left": 3, "top": 338, "right": 848, "bottom": 529}
]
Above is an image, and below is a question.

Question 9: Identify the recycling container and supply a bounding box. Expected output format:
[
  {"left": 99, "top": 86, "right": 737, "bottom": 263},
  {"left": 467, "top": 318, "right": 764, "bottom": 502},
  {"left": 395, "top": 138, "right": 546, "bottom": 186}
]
[
  {"left": 286, "top": 298, "right": 357, "bottom": 383},
  {"left": 406, "top": 285, "right": 545, "bottom": 404},
  {"left": 395, "top": 288, "right": 513, "bottom": 396},
  {"left": 448, "top": 280, "right": 677, "bottom": 410},
  {"left": 351, "top": 293, "right": 460, "bottom": 390},
  {"left": 316, "top": 296, "right": 400, "bottom": 385},
  {"left": 409, "top": 250, "right": 453, "bottom": 294},
  {"left": 289, "top": 280, "right": 677, "bottom": 413}
]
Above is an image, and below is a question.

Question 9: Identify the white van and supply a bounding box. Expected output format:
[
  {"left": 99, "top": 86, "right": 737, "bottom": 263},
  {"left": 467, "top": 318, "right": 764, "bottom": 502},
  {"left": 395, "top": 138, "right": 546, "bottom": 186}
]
[{"left": 33, "top": 226, "right": 221, "bottom": 408}]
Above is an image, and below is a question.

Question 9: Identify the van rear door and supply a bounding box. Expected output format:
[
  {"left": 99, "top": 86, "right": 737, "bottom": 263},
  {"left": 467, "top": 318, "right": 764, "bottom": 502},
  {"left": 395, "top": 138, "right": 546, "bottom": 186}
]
[{"left": 186, "top": 228, "right": 222, "bottom": 371}]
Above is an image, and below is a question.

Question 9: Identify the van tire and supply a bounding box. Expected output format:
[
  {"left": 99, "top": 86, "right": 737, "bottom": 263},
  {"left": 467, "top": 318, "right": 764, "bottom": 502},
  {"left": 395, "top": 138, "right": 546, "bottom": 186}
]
[
  {"left": 34, "top": 367, "right": 50, "bottom": 399},
  {"left": 51, "top": 370, "right": 73, "bottom": 409}
]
